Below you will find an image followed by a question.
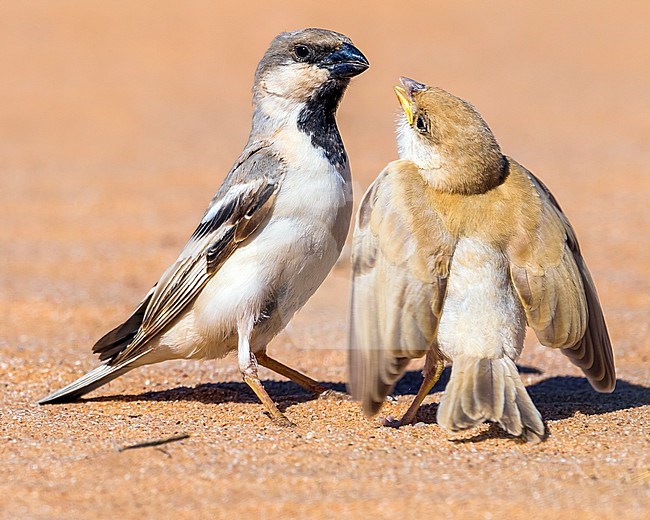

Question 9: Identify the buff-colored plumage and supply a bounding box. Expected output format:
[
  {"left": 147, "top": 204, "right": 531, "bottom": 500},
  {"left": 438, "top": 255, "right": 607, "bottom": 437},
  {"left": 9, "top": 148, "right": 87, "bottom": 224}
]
[
  {"left": 349, "top": 77, "right": 615, "bottom": 441},
  {"left": 350, "top": 160, "right": 453, "bottom": 414}
]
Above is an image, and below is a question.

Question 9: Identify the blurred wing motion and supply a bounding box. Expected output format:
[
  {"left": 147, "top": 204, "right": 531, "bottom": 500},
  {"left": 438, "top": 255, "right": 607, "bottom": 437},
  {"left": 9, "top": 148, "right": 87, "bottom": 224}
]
[
  {"left": 507, "top": 159, "right": 615, "bottom": 392},
  {"left": 39, "top": 142, "right": 284, "bottom": 405},
  {"left": 349, "top": 160, "right": 455, "bottom": 416}
]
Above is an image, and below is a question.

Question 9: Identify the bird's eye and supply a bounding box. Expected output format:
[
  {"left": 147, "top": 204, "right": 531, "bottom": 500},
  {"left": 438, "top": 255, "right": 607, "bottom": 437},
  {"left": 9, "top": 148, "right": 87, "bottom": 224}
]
[
  {"left": 415, "top": 114, "right": 428, "bottom": 132},
  {"left": 294, "top": 44, "right": 311, "bottom": 61}
]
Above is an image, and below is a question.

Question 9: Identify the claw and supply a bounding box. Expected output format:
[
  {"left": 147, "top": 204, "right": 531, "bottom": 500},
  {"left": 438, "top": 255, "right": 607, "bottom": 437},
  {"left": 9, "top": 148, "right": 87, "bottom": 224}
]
[
  {"left": 318, "top": 389, "right": 351, "bottom": 401},
  {"left": 271, "top": 415, "right": 296, "bottom": 428},
  {"left": 382, "top": 415, "right": 413, "bottom": 428}
]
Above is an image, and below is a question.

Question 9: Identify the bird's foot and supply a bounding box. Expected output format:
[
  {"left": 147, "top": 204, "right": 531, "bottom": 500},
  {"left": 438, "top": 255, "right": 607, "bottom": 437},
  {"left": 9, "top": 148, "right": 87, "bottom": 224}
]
[
  {"left": 268, "top": 413, "right": 296, "bottom": 428},
  {"left": 382, "top": 415, "right": 414, "bottom": 428},
  {"left": 318, "top": 389, "right": 350, "bottom": 401}
]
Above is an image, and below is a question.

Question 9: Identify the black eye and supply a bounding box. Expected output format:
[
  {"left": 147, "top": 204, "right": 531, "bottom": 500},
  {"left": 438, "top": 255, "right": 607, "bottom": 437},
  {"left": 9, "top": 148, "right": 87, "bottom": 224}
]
[
  {"left": 294, "top": 44, "right": 311, "bottom": 61},
  {"left": 415, "top": 114, "right": 428, "bottom": 132}
]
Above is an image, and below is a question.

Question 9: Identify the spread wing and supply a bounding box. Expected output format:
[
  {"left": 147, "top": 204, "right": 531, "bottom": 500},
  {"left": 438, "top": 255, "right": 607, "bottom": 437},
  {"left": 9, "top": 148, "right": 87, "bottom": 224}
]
[
  {"left": 93, "top": 142, "right": 284, "bottom": 366},
  {"left": 507, "top": 159, "right": 615, "bottom": 392},
  {"left": 349, "top": 160, "right": 455, "bottom": 416}
]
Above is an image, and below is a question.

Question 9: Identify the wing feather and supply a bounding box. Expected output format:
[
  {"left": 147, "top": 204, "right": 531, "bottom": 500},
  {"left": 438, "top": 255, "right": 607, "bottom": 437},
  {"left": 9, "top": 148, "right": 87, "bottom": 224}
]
[
  {"left": 507, "top": 160, "right": 615, "bottom": 392},
  {"left": 349, "top": 160, "right": 455, "bottom": 416},
  {"left": 94, "top": 143, "right": 283, "bottom": 366}
]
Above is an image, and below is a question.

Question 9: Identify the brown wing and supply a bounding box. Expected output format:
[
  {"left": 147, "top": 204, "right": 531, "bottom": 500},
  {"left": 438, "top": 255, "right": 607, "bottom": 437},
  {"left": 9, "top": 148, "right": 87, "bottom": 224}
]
[
  {"left": 349, "top": 160, "right": 455, "bottom": 416},
  {"left": 93, "top": 143, "right": 282, "bottom": 366},
  {"left": 507, "top": 160, "right": 615, "bottom": 392}
]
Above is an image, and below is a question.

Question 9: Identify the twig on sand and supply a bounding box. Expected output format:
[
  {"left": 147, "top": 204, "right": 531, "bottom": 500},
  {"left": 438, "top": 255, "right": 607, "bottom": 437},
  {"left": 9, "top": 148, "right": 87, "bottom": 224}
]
[{"left": 118, "top": 433, "right": 190, "bottom": 452}]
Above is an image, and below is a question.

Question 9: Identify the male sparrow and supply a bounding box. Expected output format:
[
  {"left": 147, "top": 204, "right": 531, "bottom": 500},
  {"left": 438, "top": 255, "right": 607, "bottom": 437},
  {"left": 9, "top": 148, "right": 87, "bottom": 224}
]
[{"left": 40, "top": 29, "right": 369, "bottom": 426}]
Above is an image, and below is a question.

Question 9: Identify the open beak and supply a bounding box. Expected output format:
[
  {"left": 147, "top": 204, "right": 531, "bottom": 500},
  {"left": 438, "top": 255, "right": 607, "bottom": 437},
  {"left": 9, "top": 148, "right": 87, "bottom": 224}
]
[
  {"left": 393, "top": 76, "right": 426, "bottom": 125},
  {"left": 393, "top": 86, "right": 414, "bottom": 125}
]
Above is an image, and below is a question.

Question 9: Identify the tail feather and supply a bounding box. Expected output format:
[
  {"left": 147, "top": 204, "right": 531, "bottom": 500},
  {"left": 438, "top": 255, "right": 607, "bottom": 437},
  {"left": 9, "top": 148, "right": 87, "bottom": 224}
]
[
  {"left": 38, "top": 364, "right": 132, "bottom": 405},
  {"left": 438, "top": 356, "right": 545, "bottom": 442},
  {"left": 499, "top": 370, "right": 522, "bottom": 436}
]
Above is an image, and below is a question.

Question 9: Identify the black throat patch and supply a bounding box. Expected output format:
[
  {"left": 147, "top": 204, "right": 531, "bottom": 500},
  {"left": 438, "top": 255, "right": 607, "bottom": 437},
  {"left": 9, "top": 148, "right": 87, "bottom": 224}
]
[{"left": 296, "top": 79, "right": 349, "bottom": 170}]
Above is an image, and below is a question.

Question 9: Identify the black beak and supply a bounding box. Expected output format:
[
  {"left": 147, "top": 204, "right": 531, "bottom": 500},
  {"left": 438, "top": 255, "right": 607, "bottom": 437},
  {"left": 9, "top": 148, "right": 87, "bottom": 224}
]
[{"left": 321, "top": 42, "right": 369, "bottom": 78}]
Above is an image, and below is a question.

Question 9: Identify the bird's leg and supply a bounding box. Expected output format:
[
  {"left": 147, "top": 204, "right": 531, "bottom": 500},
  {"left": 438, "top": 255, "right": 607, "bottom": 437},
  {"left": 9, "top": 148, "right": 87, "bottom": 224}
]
[
  {"left": 256, "top": 351, "right": 329, "bottom": 395},
  {"left": 238, "top": 319, "right": 294, "bottom": 427},
  {"left": 384, "top": 353, "right": 444, "bottom": 428}
]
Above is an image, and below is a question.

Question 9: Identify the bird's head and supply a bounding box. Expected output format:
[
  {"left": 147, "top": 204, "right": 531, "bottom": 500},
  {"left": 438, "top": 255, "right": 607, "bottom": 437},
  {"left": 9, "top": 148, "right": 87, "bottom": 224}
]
[
  {"left": 394, "top": 77, "right": 506, "bottom": 194},
  {"left": 254, "top": 29, "right": 368, "bottom": 118}
]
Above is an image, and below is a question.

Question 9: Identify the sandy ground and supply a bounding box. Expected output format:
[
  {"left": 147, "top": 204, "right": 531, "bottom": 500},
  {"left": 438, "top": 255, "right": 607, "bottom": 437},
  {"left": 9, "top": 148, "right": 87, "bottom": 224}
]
[{"left": 1, "top": 1, "right": 649, "bottom": 518}]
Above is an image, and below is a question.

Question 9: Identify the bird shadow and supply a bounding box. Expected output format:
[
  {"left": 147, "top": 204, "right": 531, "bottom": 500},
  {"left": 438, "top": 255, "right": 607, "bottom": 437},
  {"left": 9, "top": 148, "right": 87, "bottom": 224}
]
[
  {"left": 392, "top": 367, "right": 650, "bottom": 429},
  {"left": 389, "top": 364, "right": 540, "bottom": 400},
  {"left": 84, "top": 365, "right": 649, "bottom": 424},
  {"left": 85, "top": 379, "right": 348, "bottom": 412}
]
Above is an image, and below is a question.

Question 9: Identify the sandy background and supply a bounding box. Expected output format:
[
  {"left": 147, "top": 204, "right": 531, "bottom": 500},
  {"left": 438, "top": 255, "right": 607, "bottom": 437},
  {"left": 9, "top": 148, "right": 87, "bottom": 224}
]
[{"left": 1, "top": 1, "right": 649, "bottom": 518}]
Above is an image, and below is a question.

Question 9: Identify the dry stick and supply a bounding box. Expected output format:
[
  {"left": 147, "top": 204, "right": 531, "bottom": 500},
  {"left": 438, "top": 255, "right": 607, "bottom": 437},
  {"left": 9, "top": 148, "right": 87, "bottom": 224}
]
[{"left": 118, "top": 433, "right": 190, "bottom": 452}]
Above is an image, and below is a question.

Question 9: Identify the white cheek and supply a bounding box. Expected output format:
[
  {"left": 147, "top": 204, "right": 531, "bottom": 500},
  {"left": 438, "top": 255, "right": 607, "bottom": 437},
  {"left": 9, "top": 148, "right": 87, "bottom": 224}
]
[
  {"left": 395, "top": 115, "right": 444, "bottom": 171},
  {"left": 260, "top": 63, "right": 329, "bottom": 101},
  {"left": 257, "top": 63, "right": 330, "bottom": 123}
]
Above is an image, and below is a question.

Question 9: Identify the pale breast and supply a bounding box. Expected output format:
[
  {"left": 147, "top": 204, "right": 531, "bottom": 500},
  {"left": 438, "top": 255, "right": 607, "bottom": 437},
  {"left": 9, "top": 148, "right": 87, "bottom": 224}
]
[
  {"left": 272, "top": 122, "right": 352, "bottom": 221},
  {"left": 437, "top": 237, "right": 526, "bottom": 361},
  {"left": 263, "top": 126, "right": 353, "bottom": 320},
  {"left": 185, "top": 124, "right": 352, "bottom": 357}
]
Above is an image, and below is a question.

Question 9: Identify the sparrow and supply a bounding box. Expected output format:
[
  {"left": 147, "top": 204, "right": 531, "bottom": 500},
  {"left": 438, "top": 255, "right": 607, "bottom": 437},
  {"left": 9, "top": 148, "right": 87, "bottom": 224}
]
[
  {"left": 39, "top": 28, "right": 369, "bottom": 426},
  {"left": 349, "top": 77, "right": 615, "bottom": 442}
]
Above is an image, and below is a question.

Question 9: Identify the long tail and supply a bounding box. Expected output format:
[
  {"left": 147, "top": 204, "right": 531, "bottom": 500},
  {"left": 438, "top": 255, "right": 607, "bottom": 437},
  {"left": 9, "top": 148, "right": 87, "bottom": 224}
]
[
  {"left": 437, "top": 356, "right": 545, "bottom": 442},
  {"left": 38, "top": 364, "right": 133, "bottom": 404}
]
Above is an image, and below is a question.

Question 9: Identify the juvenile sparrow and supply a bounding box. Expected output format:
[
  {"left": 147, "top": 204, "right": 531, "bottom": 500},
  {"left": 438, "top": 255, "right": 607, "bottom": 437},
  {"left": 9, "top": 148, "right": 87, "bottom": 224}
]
[
  {"left": 349, "top": 77, "right": 615, "bottom": 441},
  {"left": 39, "top": 28, "right": 369, "bottom": 426}
]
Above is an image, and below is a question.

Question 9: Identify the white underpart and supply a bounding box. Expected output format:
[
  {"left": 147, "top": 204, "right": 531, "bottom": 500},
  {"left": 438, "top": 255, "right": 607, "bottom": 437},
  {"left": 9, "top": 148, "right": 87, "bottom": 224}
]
[
  {"left": 152, "top": 98, "right": 351, "bottom": 361},
  {"left": 437, "top": 237, "right": 526, "bottom": 361}
]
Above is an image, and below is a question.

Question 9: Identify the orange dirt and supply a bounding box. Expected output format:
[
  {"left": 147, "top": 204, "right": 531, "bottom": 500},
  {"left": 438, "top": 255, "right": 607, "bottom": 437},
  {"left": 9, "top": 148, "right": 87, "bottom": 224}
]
[{"left": 1, "top": 2, "right": 648, "bottom": 518}]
